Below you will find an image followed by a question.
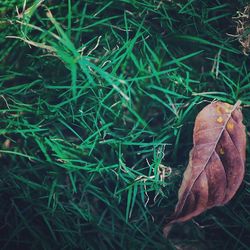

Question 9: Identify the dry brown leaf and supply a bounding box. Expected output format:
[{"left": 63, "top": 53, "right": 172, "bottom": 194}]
[{"left": 163, "top": 101, "right": 246, "bottom": 237}]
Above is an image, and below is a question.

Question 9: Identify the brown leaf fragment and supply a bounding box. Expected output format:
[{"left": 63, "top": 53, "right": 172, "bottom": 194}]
[{"left": 163, "top": 101, "right": 246, "bottom": 237}]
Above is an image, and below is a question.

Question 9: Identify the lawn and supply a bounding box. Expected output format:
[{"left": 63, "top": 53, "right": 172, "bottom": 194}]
[{"left": 0, "top": 0, "right": 250, "bottom": 249}]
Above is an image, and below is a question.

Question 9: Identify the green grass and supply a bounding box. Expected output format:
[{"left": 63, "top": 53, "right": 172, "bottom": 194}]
[{"left": 0, "top": 0, "right": 250, "bottom": 249}]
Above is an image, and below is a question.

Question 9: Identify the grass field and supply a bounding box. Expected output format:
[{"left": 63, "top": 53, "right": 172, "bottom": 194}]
[{"left": 0, "top": 0, "right": 250, "bottom": 249}]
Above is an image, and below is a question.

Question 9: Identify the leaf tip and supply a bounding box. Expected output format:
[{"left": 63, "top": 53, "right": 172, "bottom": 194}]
[{"left": 163, "top": 223, "right": 173, "bottom": 238}]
